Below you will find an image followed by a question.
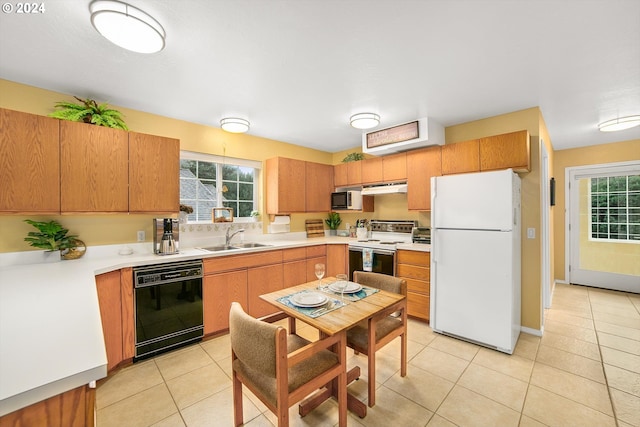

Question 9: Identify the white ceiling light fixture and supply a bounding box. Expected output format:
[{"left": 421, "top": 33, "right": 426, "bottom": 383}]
[
  {"left": 350, "top": 113, "right": 380, "bottom": 130},
  {"left": 598, "top": 115, "right": 640, "bottom": 132},
  {"left": 220, "top": 117, "right": 250, "bottom": 133},
  {"left": 90, "top": 0, "right": 166, "bottom": 54}
]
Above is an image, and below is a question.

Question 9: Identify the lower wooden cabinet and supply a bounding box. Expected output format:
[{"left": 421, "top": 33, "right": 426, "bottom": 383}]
[
  {"left": 248, "top": 264, "right": 284, "bottom": 318},
  {"left": 94, "top": 267, "right": 134, "bottom": 372},
  {"left": 396, "top": 250, "right": 430, "bottom": 321},
  {"left": 203, "top": 270, "right": 248, "bottom": 334},
  {"left": 0, "top": 385, "right": 95, "bottom": 427}
]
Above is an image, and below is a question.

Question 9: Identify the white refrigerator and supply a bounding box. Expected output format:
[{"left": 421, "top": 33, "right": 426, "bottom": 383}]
[{"left": 430, "top": 169, "right": 521, "bottom": 354}]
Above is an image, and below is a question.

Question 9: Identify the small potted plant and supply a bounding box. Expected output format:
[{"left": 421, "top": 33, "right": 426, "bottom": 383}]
[
  {"left": 250, "top": 210, "right": 261, "bottom": 222},
  {"left": 49, "top": 96, "right": 129, "bottom": 130},
  {"left": 325, "top": 212, "right": 342, "bottom": 235},
  {"left": 179, "top": 204, "right": 193, "bottom": 223},
  {"left": 24, "top": 219, "right": 81, "bottom": 261}
]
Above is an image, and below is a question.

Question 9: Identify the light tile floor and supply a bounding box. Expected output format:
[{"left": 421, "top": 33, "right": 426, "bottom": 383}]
[{"left": 96, "top": 283, "right": 640, "bottom": 427}]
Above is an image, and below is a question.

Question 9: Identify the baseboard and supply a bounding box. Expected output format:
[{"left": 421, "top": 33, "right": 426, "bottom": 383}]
[{"left": 521, "top": 325, "right": 543, "bottom": 337}]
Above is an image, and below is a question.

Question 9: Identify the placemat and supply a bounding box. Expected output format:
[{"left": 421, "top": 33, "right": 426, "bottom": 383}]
[
  {"left": 318, "top": 281, "right": 380, "bottom": 302},
  {"left": 277, "top": 289, "right": 347, "bottom": 318}
]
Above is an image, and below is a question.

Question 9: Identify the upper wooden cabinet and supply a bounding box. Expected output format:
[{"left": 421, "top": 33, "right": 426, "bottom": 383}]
[
  {"left": 305, "top": 161, "right": 333, "bottom": 212},
  {"left": 441, "top": 138, "right": 480, "bottom": 175},
  {"left": 333, "top": 160, "right": 362, "bottom": 187},
  {"left": 60, "top": 121, "right": 129, "bottom": 212},
  {"left": 383, "top": 152, "right": 407, "bottom": 182},
  {"left": 129, "top": 132, "right": 180, "bottom": 213},
  {"left": 266, "top": 157, "right": 306, "bottom": 214},
  {"left": 479, "top": 130, "right": 530, "bottom": 172},
  {"left": 361, "top": 157, "right": 383, "bottom": 184},
  {"left": 0, "top": 108, "right": 60, "bottom": 213},
  {"left": 407, "top": 146, "right": 442, "bottom": 211}
]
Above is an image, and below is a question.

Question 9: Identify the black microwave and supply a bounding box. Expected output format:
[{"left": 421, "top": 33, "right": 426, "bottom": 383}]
[{"left": 331, "top": 191, "right": 362, "bottom": 210}]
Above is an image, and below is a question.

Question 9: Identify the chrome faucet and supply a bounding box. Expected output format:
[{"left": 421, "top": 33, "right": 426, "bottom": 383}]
[{"left": 226, "top": 228, "right": 245, "bottom": 246}]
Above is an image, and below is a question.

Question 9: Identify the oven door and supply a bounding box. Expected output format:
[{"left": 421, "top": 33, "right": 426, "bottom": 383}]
[{"left": 348, "top": 247, "right": 396, "bottom": 280}]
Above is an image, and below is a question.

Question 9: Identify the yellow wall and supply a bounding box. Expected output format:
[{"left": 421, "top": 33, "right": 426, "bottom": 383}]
[
  {"left": 445, "top": 107, "right": 546, "bottom": 331},
  {"left": 552, "top": 138, "right": 640, "bottom": 280}
]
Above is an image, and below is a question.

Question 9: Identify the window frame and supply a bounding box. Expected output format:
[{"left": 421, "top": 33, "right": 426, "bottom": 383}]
[
  {"left": 588, "top": 174, "right": 640, "bottom": 244},
  {"left": 179, "top": 150, "right": 261, "bottom": 223}
]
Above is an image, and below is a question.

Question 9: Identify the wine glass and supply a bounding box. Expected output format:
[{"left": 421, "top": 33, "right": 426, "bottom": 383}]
[
  {"left": 335, "top": 273, "right": 349, "bottom": 302},
  {"left": 315, "top": 263, "right": 325, "bottom": 289}
]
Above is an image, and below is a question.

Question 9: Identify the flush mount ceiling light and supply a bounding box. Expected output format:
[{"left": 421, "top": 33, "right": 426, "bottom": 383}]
[
  {"left": 220, "top": 117, "right": 250, "bottom": 133},
  {"left": 350, "top": 113, "right": 380, "bottom": 130},
  {"left": 598, "top": 115, "right": 640, "bottom": 132},
  {"left": 90, "top": 0, "right": 166, "bottom": 54}
]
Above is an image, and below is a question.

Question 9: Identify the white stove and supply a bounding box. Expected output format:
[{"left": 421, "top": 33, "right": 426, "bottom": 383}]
[
  {"left": 348, "top": 220, "right": 417, "bottom": 279},
  {"left": 348, "top": 220, "right": 416, "bottom": 251}
]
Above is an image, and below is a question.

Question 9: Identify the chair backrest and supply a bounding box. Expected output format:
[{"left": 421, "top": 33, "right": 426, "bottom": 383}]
[
  {"left": 229, "top": 302, "right": 279, "bottom": 378},
  {"left": 353, "top": 271, "right": 407, "bottom": 296}
]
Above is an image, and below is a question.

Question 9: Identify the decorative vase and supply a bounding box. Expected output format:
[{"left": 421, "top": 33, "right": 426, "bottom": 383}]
[
  {"left": 179, "top": 211, "right": 188, "bottom": 224},
  {"left": 329, "top": 229, "right": 337, "bottom": 236}
]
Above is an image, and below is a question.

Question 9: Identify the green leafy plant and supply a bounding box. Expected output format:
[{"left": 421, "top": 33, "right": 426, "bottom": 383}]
[
  {"left": 250, "top": 210, "right": 260, "bottom": 217},
  {"left": 342, "top": 152, "right": 365, "bottom": 162},
  {"left": 325, "top": 212, "right": 342, "bottom": 230},
  {"left": 49, "top": 96, "right": 129, "bottom": 130},
  {"left": 24, "top": 220, "right": 78, "bottom": 251}
]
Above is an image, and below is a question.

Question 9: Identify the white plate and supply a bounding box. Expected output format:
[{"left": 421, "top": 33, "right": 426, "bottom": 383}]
[
  {"left": 328, "top": 281, "right": 362, "bottom": 294},
  {"left": 291, "top": 292, "right": 328, "bottom": 307}
]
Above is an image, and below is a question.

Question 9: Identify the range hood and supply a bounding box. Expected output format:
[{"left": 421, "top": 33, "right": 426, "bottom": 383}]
[{"left": 361, "top": 183, "right": 408, "bottom": 195}]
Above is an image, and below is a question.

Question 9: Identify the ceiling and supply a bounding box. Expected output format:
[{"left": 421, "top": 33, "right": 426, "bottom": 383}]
[{"left": 1, "top": 0, "right": 639, "bottom": 153}]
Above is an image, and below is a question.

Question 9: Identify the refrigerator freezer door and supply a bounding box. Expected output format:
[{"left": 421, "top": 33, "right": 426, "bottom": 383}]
[
  {"left": 430, "top": 228, "right": 519, "bottom": 353},
  {"left": 432, "top": 169, "right": 516, "bottom": 231}
]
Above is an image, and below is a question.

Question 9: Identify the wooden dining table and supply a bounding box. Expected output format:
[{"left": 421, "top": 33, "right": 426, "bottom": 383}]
[{"left": 259, "top": 277, "right": 407, "bottom": 419}]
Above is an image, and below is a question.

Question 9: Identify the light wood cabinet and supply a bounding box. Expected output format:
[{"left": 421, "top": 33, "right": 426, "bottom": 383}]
[
  {"left": 203, "top": 270, "right": 248, "bottom": 334},
  {"left": 397, "top": 250, "right": 430, "bottom": 321},
  {"left": 0, "top": 108, "right": 60, "bottom": 213},
  {"left": 333, "top": 161, "right": 362, "bottom": 187},
  {"left": 382, "top": 152, "right": 407, "bottom": 182},
  {"left": 407, "top": 146, "right": 442, "bottom": 211},
  {"left": 120, "top": 268, "right": 135, "bottom": 360},
  {"left": 248, "top": 264, "right": 284, "bottom": 318},
  {"left": 60, "top": 121, "right": 129, "bottom": 212},
  {"left": 361, "top": 157, "right": 383, "bottom": 184},
  {"left": 305, "top": 161, "right": 333, "bottom": 212},
  {"left": 129, "top": 132, "right": 180, "bottom": 213},
  {"left": 479, "top": 130, "right": 530, "bottom": 172},
  {"left": 94, "top": 268, "right": 134, "bottom": 371},
  {"left": 0, "top": 385, "right": 94, "bottom": 427},
  {"left": 266, "top": 157, "right": 306, "bottom": 214},
  {"left": 326, "top": 244, "right": 348, "bottom": 277},
  {"left": 441, "top": 139, "right": 480, "bottom": 175},
  {"left": 95, "top": 271, "right": 123, "bottom": 372}
]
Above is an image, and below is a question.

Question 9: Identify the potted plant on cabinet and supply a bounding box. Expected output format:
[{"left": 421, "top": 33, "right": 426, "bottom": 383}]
[
  {"left": 23, "top": 219, "right": 84, "bottom": 261},
  {"left": 325, "top": 212, "right": 342, "bottom": 236},
  {"left": 49, "top": 96, "right": 129, "bottom": 130}
]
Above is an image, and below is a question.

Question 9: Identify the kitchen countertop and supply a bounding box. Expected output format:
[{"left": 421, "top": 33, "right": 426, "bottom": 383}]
[{"left": 0, "top": 235, "right": 429, "bottom": 416}]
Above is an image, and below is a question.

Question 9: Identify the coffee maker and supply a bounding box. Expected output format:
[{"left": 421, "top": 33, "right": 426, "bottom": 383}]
[{"left": 153, "top": 218, "right": 179, "bottom": 255}]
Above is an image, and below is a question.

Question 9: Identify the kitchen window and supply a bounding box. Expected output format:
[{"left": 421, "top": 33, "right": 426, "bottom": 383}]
[
  {"left": 589, "top": 174, "right": 640, "bottom": 242},
  {"left": 179, "top": 151, "right": 260, "bottom": 222}
]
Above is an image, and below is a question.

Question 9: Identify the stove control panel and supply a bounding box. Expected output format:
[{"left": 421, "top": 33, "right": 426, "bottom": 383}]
[{"left": 370, "top": 220, "right": 417, "bottom": 233}]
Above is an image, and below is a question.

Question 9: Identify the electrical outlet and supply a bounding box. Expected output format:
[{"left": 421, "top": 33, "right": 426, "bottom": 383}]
[
  {"left": 527, "top": 228, "right": 535, "bottom": 239},
  {"left": 137, "top": 230, "right": 145, "bottom": 242}
]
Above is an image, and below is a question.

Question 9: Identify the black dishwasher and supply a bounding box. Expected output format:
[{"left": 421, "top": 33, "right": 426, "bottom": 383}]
[{"left": 133, "top": 260, "right": 203, "bottom": 360}]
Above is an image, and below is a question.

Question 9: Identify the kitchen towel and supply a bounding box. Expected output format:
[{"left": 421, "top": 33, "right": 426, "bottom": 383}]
[{"left": 363, "top": 248, "right": 373, "bottom": 272}]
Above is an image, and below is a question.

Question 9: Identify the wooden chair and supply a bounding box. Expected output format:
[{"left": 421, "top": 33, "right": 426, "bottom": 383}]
[
  {"left": 347, "top": 271, "right": 407, "bottom": 407},
  {"left": 229, "top": 302, "right": 347, "bottom": 427}
]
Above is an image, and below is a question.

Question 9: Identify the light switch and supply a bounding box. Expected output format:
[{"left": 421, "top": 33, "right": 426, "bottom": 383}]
[{"left": 527, "top": 228, "right": 535, "bottom": 239}]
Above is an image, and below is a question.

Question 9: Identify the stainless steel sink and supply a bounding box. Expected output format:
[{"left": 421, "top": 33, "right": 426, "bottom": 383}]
[
  {"left": 231, "top": 242, "right": 271, "bottom": 249},
  {"left": 199, "top": 245, "right": 240, "bottom": 252}
]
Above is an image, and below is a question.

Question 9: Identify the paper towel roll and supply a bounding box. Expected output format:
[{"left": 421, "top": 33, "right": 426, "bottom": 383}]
[{"left": 269, "top": 215, "right": 290, "bottom": 233}]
